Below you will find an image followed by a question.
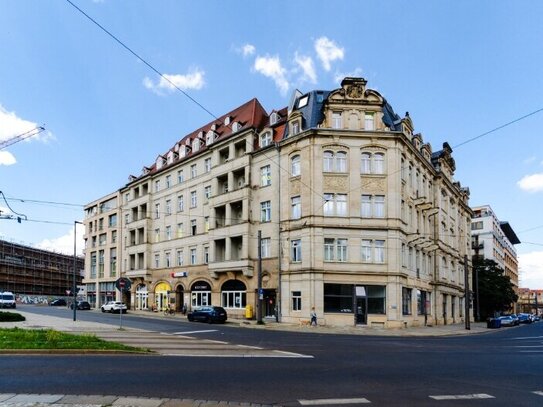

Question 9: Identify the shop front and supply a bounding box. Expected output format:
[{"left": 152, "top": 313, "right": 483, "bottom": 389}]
[{"left": 154, "top": 282, "right": 171, "bottom": 311}]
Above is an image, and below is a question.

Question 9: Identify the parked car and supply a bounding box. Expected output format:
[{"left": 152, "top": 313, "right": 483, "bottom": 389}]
[
  {"left": 0, "top": 292, "right": 16, "bottom": 309},
  {"left": 518, "top": 313, "right": 533, "bottom": 324},
  {"left": 101, "top": 301, "right": 127, "bottom": 313},
  {"left": 49, "top": 298, "right": 67, "bottom": 306},
  {"left": 533, "top": 314, "right": 541, "bottom": 322},
  {"left": 187, "top": 306, "right": 227, "bottom": 324},
  {"left": 70, "top": 301, "right": 91, "bottom": 310},
  {"left": 509, "top": 314, "right": 520, "bottom": 325},
  {"left": 498, "top": 316, "right": 515, "bottom": 327}
]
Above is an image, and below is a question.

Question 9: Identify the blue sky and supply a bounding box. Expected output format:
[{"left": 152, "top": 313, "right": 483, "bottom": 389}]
[{"left": 1, "top": 1, "right": 543, "bottom": 288}]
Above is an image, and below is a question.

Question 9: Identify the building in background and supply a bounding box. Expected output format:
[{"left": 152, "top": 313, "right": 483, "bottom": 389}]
[
  {"left": 471, "top": 205, "right": 520, "bottom": 311},
  {"left": 82, "top": 192, "right": 120, "bottom": 308},
  {"left": 517, "top": 288, "right": 542, "bottom": 315},
  {"left": 0, "top": 239, "right": 83, "bottom": 301},
  {"left": 84, "top": 77, "right": 473, "bottom": 327}
]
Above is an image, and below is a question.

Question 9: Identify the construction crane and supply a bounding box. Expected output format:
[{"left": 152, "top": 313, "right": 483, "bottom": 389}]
[{"left": 0, "top": 126, "right": 46, "bottom": 150}]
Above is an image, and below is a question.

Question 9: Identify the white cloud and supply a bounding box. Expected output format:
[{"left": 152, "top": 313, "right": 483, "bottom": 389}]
[
  {"left": 314, "top": 37, "right": 344, "bottom": 71},
  {"left": 143, "top": 69, "right": 205, "bottom": 95},
  {"left": 519, "top": 251, "right": 543, "bottom": 289},
  {"left": 36, "top": 223, "right": 85, "bottom": 256},
  {"left": 294, "top": 53, "right": 317, "bottom": 84},
  {"left": 242, "top": 44, "right": 256, "bottom": 57},
  {"left": 0, "top": 151, "right": 16, "bottom": 166},
  {"left": 517, "top": 173, "right": 543, "bottom": 193},
  {"left": 0, "top": 104, "right": 51, "bottom": 145},
  {"left": 334, "top": 67, "right": 364, "bottom": 84},
  {"left": 253, "top": 55, "right": 289, "bottom": 95}
]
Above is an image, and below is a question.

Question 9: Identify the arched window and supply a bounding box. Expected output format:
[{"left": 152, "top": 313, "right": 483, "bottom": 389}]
[
  {"left": 336, "top": 151, "right": 347, "bottom": 172},
  {"left": 291, "top": 155, "right": 301, "bottom": 176},
  {"left": 191, "top": 281, "right": 211, "bottom": 307},
  {"left": 221, "top": 280, "right": 247, "bottom": 309},
  {"left": 361, "top": 152, "right": 371, "bottom": 174},
  {"left": 373, "top": 153, "right": 384, "bottom": 174},
  {"left": 136, "top": 284, "right": 148, "bottom": 310},
  {"left": 323, "top": 151, "right": 334, "bottom": 172}
]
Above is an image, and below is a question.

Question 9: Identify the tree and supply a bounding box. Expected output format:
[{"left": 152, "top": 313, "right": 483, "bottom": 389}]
[{"left": 474, "top": 258, "right": 518, "bottom": 320}]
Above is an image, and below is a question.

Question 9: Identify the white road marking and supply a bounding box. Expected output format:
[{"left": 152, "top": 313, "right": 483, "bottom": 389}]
[
  {"left": 429, "top": 394, "right": 494, "bottom": 400},
  {"left": 236, "top": 344, "right": 263, "bottom": 349},
  {"left": 512, "top": 345, "right": 543, "bottom": 348},
  {"left": 171, "top": 330, "right": 218, "bottom": 335},
  {"left": 273, "top": 350, "right": 314, "bottom": 358},
  {"left": 510, "top": 336, "right": 543, "bottom": 340},
  {"left": 299, "top": 397, "right": 370, "bottom": 405},
  {"left": 533, "top": 391, "right": 543, "bottom": 396}
]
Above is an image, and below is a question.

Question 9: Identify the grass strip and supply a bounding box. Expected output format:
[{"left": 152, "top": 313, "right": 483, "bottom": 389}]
[{"left": 0, "top": 327, "right": 148, "bottom": 352}]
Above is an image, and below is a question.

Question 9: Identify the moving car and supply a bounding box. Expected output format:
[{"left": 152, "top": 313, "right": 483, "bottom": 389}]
[
  {"left": 70, "top": 301, "right": 91, "bottom": 310},
  {"left": 0, "top": 292, "right": 16, "bottom": 309},
  {"left": 498, "top": 315, "right": 515, "bottom": 327},
  {"left": 101, "top": 301, "right": 127, "bottom": 313},
  {"left": 187, "top": 306, "right": 227, "bottom": 323},
  {"left": 49, "top": 298, "right": 67, "bottom": 306}
]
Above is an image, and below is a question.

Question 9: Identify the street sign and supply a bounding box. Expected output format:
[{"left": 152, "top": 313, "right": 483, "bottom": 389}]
[{"left": 115, "top": 277, "right": 132, "bottom": 292}]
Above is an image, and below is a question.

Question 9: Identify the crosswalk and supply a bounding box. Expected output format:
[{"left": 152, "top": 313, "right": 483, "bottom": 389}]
[
  {"left": 297, "top": 391, "right": 543, "bottom": 405},
  {"left": 507, "top": 334, "right": 543, "bottom": 353},
  {"left": 95, "top": 329, "right": 313, "bottom": 358}
]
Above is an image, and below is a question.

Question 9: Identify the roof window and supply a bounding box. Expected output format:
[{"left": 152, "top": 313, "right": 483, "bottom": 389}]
[
  {"left": 298, "top": 95, "right": 309, "bottom": 108},
  {"left": 270, "top": 112, "right": 280, "bottom": 125}
]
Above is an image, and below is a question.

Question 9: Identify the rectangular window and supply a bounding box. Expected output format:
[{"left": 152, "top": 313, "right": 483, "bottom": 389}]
[
  {"left": 177, "top": 250, "right": 184, "bottom": 266},
  {"left": 402, "top": 287, "right": 412, "bottom": 315},
  {"left": 332, "top": 111, "right": 342, "bottom": 129},
  {"left": 260, "top": 165, "right": 271, "bottom": 186},
  {"left": 165, "top": 225, "right": 172, "bottom": 240},
  {"left": 337, "top": 239, "right": 348, "bottom": 262},
  {"left": 177, "top": 195, "right": 184, "bottom": 212},
  {"left": 324, "top": 193, "right": 347, "bottom": 216},
  {"left": 374, "top": 195, "right": 385, "bottom": 218},
  {"left": 154, "top": 253, "right": 160, "bottom": 268},
  {"left": 361, "top": 240, "right": 372, "bottom": 262},
  {"left": 155, "top": 179, "right": 161, "bottom": 192},
  {"left": 361, "top": 195, "right": 372, "bottom": 217},
  {"left": 154, "top": 228, "right": 160, "bottom": 243},
  {"left": 190, "top": 191, "right": 197, "bottom": 208},
  {"left": 204, "top": 158, "right": 211, "bottom": 173},
  {"left": 364, "top": 112, "right": 374, "bottom": 130},
  {"left": 291, "top": 196, "right": 301, "bottom": 219},
  {"left": 154, "top": 203, "right": 160, "bottom": 219},
  {"left": 177, "top": 223, "right": 183, "bottom": 238},
  {"left": 261, "top": 237, "right": 271, "bottom": 258},
  {"left": 190, "top": 164, "right": 197, "bottom": 178},
  {"left": 165, "top": 251, "right": 171, "bottom": 268},
  {"left": 204, "top": 217, "right": 209, "bottom": 232},
  {"left": 260, "top": 201, "right": 271, "bottom": 222},
  {"left": 260, "top": 131, "right": 272, "bottom": 147},
  {"left": 204, "top": 247, "right": 209, "bottom": 264},
  {"left": 178, "top": 170, "right": 184, "bottom": 183},
  {"left": 190, "top": 248, "right": 197, "bottom": 265},
  {"left": 374, "top": 240, "right": 385, "bottom": 263},
  {"left": 324, "top": 238, "right": 335, "bottom": 261},
  {"left": 165, "top": 200, "right": 172, "bottom": 216},
  {"left": 191, "top": 219, "right": 197, "bottom": 236},
  {"left": 292, "top": 291, "right": 302, "bottom": 311},
  {"left": 165, "top": 175, "right": 171, "bottom": 189},
  {"left": 291, "top": 239, "right": 302, "bottom": 262},
  {"left": 336, "top": 194, "right": 347, "bottom": 216},
  {"left": 204, "top": 185, "right": 211, "bottom": 200}
]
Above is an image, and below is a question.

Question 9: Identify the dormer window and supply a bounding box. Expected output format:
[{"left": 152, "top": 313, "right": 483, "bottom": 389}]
[
  {"left": 185, "top": 138, "right": 191, "bottom": 146},
  {"left": 291, "top": 120, "right": 300, "bottom": 136},
  {"left": 260, "top": 131, "right": 272, "bottom": 148},
  {"left": 206, "top": 131, "right": 216, "bottom": 146},
  {"left": 224, "top": 116, "right": 231, "bottom": 126},
  {"left": 192, "top": 137, "right": 201, "bottom": 152},
  {"left": 232, "top": 121, "right": 242, "bottom": 132},
  {"left": 198, "top": 131, "right": 204, "bottom": 139},
  {"left": 156, "top": 156, "right": 166, "bottom": 170},
  {"left": 211, "top": 123, "right": 217, "bottom": 131},
  {"left": 179, "top": 145, "right": 189, "bottom": 158},
  {"left": 270, "top": 112, "right": 280, "bottom": 125},
  {"left": 364, "top": 112, "right": 374, "bottom": 130}
]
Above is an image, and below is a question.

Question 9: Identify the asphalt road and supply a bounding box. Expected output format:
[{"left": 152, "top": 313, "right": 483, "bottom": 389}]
[{"left": 2, "top": 306, "right": 543, "bottom": 406}]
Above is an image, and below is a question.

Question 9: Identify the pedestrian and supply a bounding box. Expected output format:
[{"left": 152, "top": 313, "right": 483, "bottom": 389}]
[
  {"left": 310, "top": 307, "right": 317, "bottom": 326},
  {"left": 182, "top": 303, "right": 187, "bottom": 316}
]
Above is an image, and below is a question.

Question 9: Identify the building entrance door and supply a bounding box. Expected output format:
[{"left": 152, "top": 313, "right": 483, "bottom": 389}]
[
  {"left": 355, "top": 296, "right": 367, "bottom": 325},
  {"left": 263, "top": 289, "right": 276, "bottom": 318}
]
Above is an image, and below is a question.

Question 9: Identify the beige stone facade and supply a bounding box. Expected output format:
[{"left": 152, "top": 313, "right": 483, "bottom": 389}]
[{"left": 83, "top": 77, "right": 473, "bottom": 327}]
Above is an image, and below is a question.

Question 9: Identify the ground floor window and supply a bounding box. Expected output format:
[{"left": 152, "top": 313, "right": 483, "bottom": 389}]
[
  {"left": 292, "top": 291, "right": 302, "bottom": 311},
  {"left": 417, "top": 290, "right": 431, "bottom": 315},
  {"left": 324, "top": 284, "right": 386, "bottom": 315},
  {"left": 402, "top": 287, "right": 412, "bottom": 315},
  {"left": 155, "top": 282, "right": 171, "bottom": 311},
  {"left": 221, "top": 280, "right": 246, "bottom": 309},
  {"left": 191, "top": 280, "right": 211, "bottom": 308},
  {"left": 136, "top": 284, "right": 148, "bottom": 310}
]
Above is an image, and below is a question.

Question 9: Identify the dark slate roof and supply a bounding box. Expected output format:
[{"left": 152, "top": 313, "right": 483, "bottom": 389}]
[
  {"left": 381, "top": 98, "right": 403, "bottom": 131},
  {"left": 282, "top": 90, "right": 330, "bottom": 138},
  {"left": 499, "top": 221, "right": 521, "bottom": 245}
]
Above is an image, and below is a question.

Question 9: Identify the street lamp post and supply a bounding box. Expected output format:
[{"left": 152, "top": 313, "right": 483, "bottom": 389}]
[{"left": 73, "top": 220, "right": 83, "bottom": 322}]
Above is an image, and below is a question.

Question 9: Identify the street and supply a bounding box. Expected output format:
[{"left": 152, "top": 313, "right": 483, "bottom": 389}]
[{"left": 1, "top": 305, "right": 543, "bottom": 406}]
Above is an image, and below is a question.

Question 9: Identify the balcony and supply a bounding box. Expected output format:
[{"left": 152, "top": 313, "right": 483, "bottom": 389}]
[
  {"left": 125, "top": 269, "right": 151, "bottom": 279},
  {"left": 208, "top": 259, "right": 253, "bottom": 277}
]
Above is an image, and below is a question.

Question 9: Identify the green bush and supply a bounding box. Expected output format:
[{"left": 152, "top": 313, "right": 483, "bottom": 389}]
[{"left": 0, "top": 312, "right": 26, "bottom": 322}]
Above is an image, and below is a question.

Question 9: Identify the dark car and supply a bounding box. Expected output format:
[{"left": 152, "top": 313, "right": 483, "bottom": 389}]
[
  {"left": 70, "top": 301, "right": 91, "bottom": 310},
  {"left": 187, "top": 306, "right": 227, "bottom": 323},
  {"left": 518, "top": 313, "right": 533, "bottom": 324},
  {"left": 49, "top": 298, "right": 67, "bottom": 306}
]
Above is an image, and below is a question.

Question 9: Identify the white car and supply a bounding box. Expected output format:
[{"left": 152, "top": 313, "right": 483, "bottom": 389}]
[{"left": 101, "top": 301, "right": 127, "bottom": 313}]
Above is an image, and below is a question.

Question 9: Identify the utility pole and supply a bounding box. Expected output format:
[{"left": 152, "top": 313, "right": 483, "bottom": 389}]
[
  {"left": 464, "top": 255, "right": 470, "bottom": 330},
  {"left": 257, "top": 230, "right": 263, "bottom": 324}
]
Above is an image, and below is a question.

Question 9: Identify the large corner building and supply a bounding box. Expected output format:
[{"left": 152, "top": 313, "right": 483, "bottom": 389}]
[{"left": 83, "top": 77, "right": 473, "bottom": 328}]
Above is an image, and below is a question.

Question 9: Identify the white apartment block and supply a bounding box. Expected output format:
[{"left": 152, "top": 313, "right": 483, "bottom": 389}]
[
  {"left": 471, "top": 205, "right": 520, "bottom": 292},
  {"left": 83, "top": 77, "right": 473, "bottom": 328}
]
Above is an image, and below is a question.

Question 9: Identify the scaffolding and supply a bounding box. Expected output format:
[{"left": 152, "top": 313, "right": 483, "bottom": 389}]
[{"left": 0, "top": 239, "right": 83, "bottom": 296}]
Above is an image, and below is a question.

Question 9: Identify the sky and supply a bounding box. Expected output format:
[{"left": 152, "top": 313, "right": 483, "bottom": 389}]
[{"left": 1, "top": 0, "right": 543, "bottom": 288}]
